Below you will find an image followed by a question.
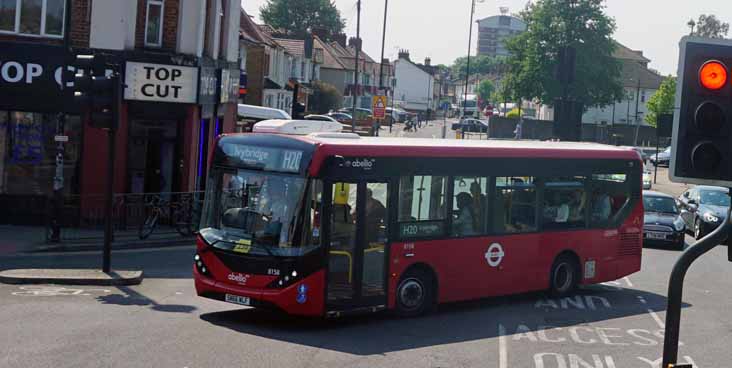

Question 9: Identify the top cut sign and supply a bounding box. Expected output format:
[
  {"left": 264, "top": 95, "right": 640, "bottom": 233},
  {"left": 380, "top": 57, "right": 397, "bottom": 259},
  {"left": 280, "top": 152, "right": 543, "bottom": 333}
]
[
  {"left": 372, "top": 95, "right": 387, "bottom": 120},
  {"left": 124, "top": 62, "right": 198, "bottom": 103}
]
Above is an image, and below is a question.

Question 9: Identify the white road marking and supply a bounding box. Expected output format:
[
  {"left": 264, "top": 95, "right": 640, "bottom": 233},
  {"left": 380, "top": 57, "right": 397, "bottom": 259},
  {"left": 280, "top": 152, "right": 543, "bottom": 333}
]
[
  {"left": 647, "top": 309, "right": 665, "bottom": 329},
  {"left": 499, "top": 324, "right": 508, "bottom": 368},
  {"left": 12, "top": 286, "right": 111, "bottom": 296}
]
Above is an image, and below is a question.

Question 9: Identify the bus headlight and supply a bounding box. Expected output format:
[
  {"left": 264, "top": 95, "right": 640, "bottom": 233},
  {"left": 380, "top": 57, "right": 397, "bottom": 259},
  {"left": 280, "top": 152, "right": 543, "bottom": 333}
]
[{"left": 194, "top": 253, "right": 210, "bottom": 276}]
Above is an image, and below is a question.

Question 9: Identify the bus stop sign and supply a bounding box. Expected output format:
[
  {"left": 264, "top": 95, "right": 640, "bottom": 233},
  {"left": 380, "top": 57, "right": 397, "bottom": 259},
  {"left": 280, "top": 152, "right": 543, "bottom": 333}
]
[{"left": 372, "top": 96, "right": 387, "bottom": 120}]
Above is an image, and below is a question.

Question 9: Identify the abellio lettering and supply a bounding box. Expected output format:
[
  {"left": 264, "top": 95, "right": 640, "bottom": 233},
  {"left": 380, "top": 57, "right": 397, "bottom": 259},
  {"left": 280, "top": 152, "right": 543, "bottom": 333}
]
[{"left": 348, "top": 159, "right": 375, "bottom": 169}]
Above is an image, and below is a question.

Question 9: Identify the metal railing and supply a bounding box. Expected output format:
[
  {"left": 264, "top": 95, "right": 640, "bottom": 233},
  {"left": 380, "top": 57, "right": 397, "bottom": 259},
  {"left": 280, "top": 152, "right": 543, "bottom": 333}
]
[{"left": 45, "top": 191, "right": 203, "bottom": 244}]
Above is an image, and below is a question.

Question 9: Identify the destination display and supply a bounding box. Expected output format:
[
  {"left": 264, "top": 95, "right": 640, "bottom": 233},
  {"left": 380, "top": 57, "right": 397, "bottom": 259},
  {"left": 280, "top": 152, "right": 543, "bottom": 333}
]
[
  {"left": 221, "top": 143, "right": 303, "bottom": 173},
  {"left": 398, "top": 221, "right": 445, "bottom": 238}
]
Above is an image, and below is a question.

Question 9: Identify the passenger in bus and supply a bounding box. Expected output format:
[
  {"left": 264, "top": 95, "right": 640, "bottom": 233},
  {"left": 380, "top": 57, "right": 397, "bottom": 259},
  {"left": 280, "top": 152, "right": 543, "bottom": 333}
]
[
  {"left": 591, "top": 188, "right": 612, "bottom": 222},
  {"left": 470, "top": 182, "right": 486, "bottom": 223},
  {"left": 568, "top": 189, "right": 587, "bottom": 223},
  {"left": 545, "top": 192, "right": 569, "bottom": 223},
  {"left": 364, "top": 189, "right": 387, "bottom": 242},
  {"left": 453, "top": 192, "right": 478, "bottom": 235}
]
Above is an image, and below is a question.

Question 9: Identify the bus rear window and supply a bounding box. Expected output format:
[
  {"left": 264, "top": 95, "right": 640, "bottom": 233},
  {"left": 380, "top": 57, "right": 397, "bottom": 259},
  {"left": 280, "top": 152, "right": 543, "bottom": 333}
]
[{"left": 590, "top": 174, "right": 631, "bottom": 227}]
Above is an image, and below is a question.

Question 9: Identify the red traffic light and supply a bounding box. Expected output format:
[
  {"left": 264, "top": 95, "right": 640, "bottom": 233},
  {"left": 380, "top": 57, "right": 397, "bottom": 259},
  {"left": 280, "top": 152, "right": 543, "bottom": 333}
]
[{"left": 699, "top": 60, "right": 728, "bottom": 90}]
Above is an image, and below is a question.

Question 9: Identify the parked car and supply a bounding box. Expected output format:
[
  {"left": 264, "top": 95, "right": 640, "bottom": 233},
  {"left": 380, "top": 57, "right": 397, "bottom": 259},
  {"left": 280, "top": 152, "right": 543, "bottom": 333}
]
[
  {"left": 327, "top": 112, "right": 353, "bottom": 124},
  {"left": 338, "top": 107, "right": 373, "bottom": 120},
  {"left": 451, "top": 118, "right": 488, "bottom": 133},
  {"left": 237, "top": 104, "right": 291, "bottom": 132},
  {"left": 650, "top": 146, "right": 671, "bottom": 167},
  {"left": 643, "top": 170, "right": 653, "bottom": 190},
  {"left": 643, "top": 190, "right": 686, "bottom": 250},
  {"left": 304, "top": 114, "right": 337, "bottom": 122},
  {"left": 677, "top": 186, "right": 730, "bottom": 240}
]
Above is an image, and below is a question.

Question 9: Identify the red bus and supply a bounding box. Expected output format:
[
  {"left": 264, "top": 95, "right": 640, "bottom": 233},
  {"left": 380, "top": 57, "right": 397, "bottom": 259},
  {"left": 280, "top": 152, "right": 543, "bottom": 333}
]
[{"left": 194, "top": 127, "right": 643, "bottom": 317}]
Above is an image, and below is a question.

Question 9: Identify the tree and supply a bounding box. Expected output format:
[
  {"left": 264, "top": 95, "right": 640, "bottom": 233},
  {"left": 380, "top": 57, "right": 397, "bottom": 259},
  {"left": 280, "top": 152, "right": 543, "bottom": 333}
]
[
  {"left": 690, "top": 14, "right": 730, "bottom": 38},
  {"left": 260, "top": 0, "right": 346, "bottom": 39},
  {"left": 503, "top": 0, "right": 624, "bottom": 108},
  {"left": 476, "top": 80, "right": 495, "bottom": 105},
  {"left": 645, "top": 76, "right": 676, "bottom": 128},
  {"left": 451, "top": 56, "right": 507, "bottom": 80},
  {"left": 308, "top": 81, "right": 342, "bottom": 114}
]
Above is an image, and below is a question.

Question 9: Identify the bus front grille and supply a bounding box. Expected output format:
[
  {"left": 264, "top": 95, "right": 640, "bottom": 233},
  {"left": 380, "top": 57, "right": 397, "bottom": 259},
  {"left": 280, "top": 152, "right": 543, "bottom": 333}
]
[{"left": 619, "top": 233, "right": 642, "bottom": 256}]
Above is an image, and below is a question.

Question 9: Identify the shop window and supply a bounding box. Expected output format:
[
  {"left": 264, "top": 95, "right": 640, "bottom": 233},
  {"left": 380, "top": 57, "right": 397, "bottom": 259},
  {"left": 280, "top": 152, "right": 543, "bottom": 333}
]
[
  {"left": 145, "top": 0, "right": 164, "bottom": 47},
  {"left": 542, "top": 176, "right": 587, "bottom": 230},
  {"left": 398, "top": 175, "right": 447, "bottom": 239},
  {"left": 452, "top": 176, "right": 488, "bottom": 236},
  {"left": 494, "top": 176, "right": 537, "bottom": 233},
  {"left": 0, "top": 111, "right": 81, "bottom": 196},
  {"left": 0, "top": 0, "right": 64, "bottom": 36}
]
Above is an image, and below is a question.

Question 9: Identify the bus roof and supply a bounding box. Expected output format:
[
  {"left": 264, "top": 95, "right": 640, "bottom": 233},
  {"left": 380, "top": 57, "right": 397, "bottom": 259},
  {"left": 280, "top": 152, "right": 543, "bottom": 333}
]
[{"left": 299, "top": 136, "right": 641, "bottom": 160}]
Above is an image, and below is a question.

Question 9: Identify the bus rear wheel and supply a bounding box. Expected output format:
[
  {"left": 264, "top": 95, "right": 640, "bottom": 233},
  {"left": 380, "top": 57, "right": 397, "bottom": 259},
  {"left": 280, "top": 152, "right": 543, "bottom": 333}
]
[
  {"left": 395, "top": 269, "right": 434, "bottom": 317},
  {"left": 549, "top": 255, "right": 579, "bottom": 298}
]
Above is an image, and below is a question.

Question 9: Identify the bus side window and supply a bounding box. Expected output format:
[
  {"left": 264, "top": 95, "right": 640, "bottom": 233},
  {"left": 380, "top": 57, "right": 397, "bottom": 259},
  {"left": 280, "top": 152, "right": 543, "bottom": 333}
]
[
  {"left": 494, "top": 177, "right": 537, "bottom": 234},
  {"left": 542, "top": 176, "right": 587, "bottom": 230},
  {"left": 452, "top": 176, "right": 488, "bottom": 236},
  {"left": 397, "top": 175, "right": 448, "bottom": 239},
  {"left": 590, "top": 174, "right": 630, "bottom": 227}
]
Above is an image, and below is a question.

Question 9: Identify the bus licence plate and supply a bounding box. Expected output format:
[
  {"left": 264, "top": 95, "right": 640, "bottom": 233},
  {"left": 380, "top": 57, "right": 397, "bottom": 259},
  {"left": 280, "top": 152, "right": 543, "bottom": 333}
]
[
  {"left": 225, "top": 294, "right": 251, "bottom": 306},
  {"left": 646, "top": 232, "right": 667, "bottom": 240}
]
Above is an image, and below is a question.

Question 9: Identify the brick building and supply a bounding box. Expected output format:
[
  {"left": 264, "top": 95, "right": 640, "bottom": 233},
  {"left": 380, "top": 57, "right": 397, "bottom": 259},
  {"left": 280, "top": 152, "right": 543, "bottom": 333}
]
[{"left": 0, "top": 0, "right": 241, "bottom": 225}]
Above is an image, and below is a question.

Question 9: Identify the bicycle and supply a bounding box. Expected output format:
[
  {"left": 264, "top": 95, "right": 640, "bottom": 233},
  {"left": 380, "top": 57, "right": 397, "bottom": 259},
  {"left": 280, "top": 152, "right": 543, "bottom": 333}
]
[{"left": 139, "top": 194, "right": 201, "bottom": 240}]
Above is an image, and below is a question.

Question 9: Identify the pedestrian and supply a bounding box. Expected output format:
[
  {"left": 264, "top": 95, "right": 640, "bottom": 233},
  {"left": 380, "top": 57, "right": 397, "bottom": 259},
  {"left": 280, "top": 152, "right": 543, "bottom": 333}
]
[{"left": 514, "top": 120, "right": 523, "bottom": 140}]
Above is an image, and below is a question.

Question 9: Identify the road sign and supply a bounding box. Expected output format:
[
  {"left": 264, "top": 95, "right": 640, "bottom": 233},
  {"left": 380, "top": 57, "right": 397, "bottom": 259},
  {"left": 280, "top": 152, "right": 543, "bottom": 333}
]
[{"left": 372, "top": 95, "right": 387, "bottom": 120}]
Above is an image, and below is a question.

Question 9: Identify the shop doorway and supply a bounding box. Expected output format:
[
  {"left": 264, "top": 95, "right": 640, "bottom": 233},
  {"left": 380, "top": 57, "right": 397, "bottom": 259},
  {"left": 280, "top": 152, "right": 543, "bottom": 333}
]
[{"left": 128, "top": 120, "right": 179, "bottom": 194}]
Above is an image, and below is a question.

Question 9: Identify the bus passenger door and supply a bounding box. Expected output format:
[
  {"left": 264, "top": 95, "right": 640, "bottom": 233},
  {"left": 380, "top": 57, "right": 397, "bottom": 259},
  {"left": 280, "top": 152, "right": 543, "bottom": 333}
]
[{"left": 325, "top": 181, "right": 389, "bottom": 312}]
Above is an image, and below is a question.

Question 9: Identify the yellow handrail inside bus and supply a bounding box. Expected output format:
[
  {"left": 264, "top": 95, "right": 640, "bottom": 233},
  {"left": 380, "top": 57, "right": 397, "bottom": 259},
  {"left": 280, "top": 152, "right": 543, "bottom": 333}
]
[{"left": 329, "top": 250, "right": 353, "bottom": 283}]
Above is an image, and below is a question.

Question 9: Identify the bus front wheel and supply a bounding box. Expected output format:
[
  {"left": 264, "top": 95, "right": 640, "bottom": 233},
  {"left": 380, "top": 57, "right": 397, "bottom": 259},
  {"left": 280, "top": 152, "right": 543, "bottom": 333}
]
[
  {"left": 549, "top": 254, "right": 579, "bottom": 298},
  {"left": 395, "top": 268, "right": 434, "bottom": 317}
]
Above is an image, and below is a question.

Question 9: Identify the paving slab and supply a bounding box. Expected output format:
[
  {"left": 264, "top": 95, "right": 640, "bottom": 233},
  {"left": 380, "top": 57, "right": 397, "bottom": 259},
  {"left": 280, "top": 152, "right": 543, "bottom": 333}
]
[{"left": 0, "top": 269, "right": 143, "bottom": 286}]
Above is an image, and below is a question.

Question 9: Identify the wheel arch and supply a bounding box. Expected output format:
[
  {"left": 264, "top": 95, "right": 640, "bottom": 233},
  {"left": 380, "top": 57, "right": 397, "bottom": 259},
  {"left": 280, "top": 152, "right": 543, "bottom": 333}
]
[{"left": 399, "top": 262, "right": 440, "bottom": 305}]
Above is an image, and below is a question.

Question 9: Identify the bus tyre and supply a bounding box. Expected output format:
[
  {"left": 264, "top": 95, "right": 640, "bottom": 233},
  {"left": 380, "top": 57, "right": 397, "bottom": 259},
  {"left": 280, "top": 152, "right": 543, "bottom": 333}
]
[
  {"left": 549, "top": 255, "right": 579, "bottom": 298},
  {"left": 395, "top": 269, "right": 434, "bottom": 317}
]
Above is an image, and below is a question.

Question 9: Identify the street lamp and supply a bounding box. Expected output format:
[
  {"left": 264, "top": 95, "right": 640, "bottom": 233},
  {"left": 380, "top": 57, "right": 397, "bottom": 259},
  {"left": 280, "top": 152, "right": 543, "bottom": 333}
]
[{"left": 462, "top": 0, "right": 485, "bottom": 119}]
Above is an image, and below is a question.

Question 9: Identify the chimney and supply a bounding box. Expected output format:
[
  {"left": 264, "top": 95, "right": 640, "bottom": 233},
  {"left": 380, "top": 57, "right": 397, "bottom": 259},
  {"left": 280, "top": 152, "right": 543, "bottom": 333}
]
[
  {"left": 334, "top": 33, "right": 347, "bottom": 47},
  {"left": 348, "top": 37, "right": 362, "bottom": 50},
  {"left": 424, "top": 57, "right": 431, "bottom": 66},
  {"left": 398, "top": 49, "right": 410, "bottom": 61}
]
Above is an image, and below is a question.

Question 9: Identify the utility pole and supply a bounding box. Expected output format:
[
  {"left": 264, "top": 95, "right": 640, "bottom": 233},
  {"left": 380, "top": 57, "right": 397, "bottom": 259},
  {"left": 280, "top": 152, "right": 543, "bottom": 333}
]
[
  {"left": 378, "top": 0, "right": 389, "bottom": 90},
  {"left": 462, "top": 0, "right": 476, "bottom": 119},
  {"left": 351, "top": 0, "right": 362, "bottom": 133}
]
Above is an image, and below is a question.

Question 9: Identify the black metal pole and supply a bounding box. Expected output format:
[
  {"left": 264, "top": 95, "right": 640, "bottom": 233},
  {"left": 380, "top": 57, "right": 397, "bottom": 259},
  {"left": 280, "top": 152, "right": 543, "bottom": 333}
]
[
  {"left": 654, "top": 133, "right": 659, "bottom": 184},
  {"left": 351, "top": 0, "right": 362, "bottom": 133},
  {"left": 633, "top": 78, "right": 641, "bottom": 146},
  {"left": 462, "top": 0, "right": 475, "bottom": 119},
  {"left": 662, "top": 203, "right": 732, "bottom": 368},
  {"left": 52, "top": 0, "right": 73, "bottom": 242},
  {"left": 102, "top": 74, "right": 122, "bottom": 273}
]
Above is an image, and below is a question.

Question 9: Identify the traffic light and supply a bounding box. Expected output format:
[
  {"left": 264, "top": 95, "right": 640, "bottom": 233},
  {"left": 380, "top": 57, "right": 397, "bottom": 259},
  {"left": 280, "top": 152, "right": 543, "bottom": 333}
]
[
  {"left": 671, "top": 37, "right": 732, "bottom": 185},
  {"left": 72, "top": 54, "right": 121, "bottom": 129}
]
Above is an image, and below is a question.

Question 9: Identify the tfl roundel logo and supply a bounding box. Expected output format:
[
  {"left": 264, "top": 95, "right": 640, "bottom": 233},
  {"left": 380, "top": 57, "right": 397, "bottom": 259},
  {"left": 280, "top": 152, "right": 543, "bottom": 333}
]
[{"left": 484, "top": 243, "right": 505, "bottom": 268}]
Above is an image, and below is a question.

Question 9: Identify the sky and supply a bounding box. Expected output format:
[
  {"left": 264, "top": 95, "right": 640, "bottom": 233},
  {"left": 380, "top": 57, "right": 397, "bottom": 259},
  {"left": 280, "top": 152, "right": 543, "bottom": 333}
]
[{"left": 242, "top": 0, "right": 732, "bottom": 76}]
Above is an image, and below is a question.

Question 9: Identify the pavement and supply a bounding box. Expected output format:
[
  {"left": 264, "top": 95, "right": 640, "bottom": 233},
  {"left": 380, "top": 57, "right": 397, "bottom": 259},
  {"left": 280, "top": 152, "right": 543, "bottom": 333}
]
[{"left": 0, "top": 269, "right": 143, "bottom": 286}]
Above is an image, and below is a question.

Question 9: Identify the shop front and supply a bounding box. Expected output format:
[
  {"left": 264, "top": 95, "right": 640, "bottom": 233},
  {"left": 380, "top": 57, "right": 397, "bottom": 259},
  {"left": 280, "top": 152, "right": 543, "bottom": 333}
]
[{"left": 0, "top": 41, "right": 80, "bottom": 225}]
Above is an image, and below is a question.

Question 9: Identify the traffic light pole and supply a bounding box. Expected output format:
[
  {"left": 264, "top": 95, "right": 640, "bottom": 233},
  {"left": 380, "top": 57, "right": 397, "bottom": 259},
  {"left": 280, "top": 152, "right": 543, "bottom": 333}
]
[
  {"left": 102, "top": 73, "right": 122, "bottom": 273},
  {"left": 662, "top": 203, "right": 732, "bottom": 368}
]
